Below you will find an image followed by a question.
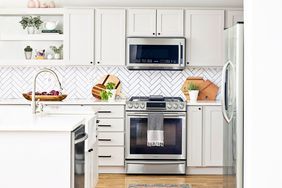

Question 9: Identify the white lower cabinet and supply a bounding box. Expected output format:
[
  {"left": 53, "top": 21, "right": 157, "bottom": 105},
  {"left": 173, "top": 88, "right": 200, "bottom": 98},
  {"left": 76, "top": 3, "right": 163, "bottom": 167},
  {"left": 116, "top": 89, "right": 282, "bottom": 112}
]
[
  {"left": 187, "top": 105, "right": 224, "bottom": 174},
  {"left": 98, "top": 147, "right": 125, "bottom": 166}
]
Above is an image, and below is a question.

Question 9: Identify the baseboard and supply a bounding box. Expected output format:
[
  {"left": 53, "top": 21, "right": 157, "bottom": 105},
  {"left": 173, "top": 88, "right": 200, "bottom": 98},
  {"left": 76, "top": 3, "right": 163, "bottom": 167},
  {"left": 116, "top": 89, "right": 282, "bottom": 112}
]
[
  {"left": 186, "top": 167, "right": 223, "bottom": 175},
  {"left": 99, "top": 166, "right": 125, "bottom": 174}
]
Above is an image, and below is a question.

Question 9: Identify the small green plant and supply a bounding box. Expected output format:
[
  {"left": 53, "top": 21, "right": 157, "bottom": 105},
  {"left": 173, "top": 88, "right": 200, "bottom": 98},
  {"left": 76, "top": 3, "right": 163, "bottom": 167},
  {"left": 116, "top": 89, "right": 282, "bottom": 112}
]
[
  {"left": 188, "top": 83, "right": 199, "bottom": 91},
  {"left": 100, "top": 90, "right": 113, "bottom": 100},
  {"left": 50, "top": 45, "right": 63, "bottom": 54},
  {"left": 24, "top": 46, "right": 33, "bottom": 52},
  {"left": 19, "top": 16, "right": 43, "bottom": 30},
  {"left": 105, "top": 82, "right": 116, "bottom": 90}
]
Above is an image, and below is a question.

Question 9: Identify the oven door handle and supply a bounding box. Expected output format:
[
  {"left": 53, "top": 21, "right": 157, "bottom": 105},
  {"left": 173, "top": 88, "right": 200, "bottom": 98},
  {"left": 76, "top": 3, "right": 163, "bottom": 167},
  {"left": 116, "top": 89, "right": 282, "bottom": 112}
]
[
  {"left": 126, "top": 113, "right": 186, "bottom": 118},
  {"left": 74, "top": 133, "right": 88, "bottom": 145}
]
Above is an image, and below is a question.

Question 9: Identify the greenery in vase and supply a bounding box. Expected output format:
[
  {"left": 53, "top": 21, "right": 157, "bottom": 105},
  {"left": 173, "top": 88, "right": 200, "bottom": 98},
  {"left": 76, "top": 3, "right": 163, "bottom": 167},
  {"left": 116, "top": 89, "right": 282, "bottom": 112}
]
[
  {"left": 50, "top": 45, "right": 63, "bottom": 54},
  {"left": 188, "top": 83, "right": 199, "bottom": 91},
  {"left": 24, "top": 46, "right": 33, "bottom": 52},
  {"left": 100, "top": 90, "right": 113, "bottom": 100},
  {"left": 105, "top": 82, "right": 116, "bottom": 90},
  {"left": 19, "top": 16, "right": 43, "bottom": 30}
]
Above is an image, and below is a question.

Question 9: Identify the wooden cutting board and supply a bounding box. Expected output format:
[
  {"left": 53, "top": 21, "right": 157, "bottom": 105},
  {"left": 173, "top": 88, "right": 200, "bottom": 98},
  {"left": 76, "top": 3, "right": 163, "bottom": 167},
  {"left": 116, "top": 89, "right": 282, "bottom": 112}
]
[
  {"left": 91, "top": 74, "right": 122, "bottom": 99},
  {"left": 181, "top": 77, "right": 219, "bottom": 101}
]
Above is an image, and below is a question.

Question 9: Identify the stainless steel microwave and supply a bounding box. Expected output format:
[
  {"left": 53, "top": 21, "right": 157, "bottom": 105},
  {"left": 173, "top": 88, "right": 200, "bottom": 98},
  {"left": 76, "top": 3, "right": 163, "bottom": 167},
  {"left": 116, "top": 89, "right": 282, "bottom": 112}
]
[{"left": 126, "top": 37, "right": 186, "bottom": 70}]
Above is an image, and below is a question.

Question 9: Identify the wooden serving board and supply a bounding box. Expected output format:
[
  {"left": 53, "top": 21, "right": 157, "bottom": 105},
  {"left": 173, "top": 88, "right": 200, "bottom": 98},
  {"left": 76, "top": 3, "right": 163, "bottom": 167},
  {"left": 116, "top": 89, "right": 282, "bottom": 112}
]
[
  {"left": 181, "top": 77, "right": 219, "bottom": 101},
  {"left": 92, "top": 74, "right": 122, "bottom": 99},
  {"left": 22, "top": 93, "right": 67, "bottom": 101}
]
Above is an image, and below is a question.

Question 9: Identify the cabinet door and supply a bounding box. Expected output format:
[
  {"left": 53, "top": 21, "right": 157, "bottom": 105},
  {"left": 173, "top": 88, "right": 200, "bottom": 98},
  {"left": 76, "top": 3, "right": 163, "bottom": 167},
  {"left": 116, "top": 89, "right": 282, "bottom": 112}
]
[
  {"left": 127, "top": 9, "right": 157, "bottom": 37},
  {"left": 65, "top": 8, "right": 94, "bottom": 65},
  {"left": 187, "top": 106, "right": 203, "bottom": 166},
  {"left": 226, "top": 10, "right": 244, "bottom": 28},
  {"left": 157, "top": 9, "right": 184, "bottom": 37},
  {"left": 185, "top": 10, "right": 224, "bottom": 66},
  {"left": 203, "top": 106, "right": 224, "bottom": 166},
  {"left": 95, "top": 9, "right": 126, "bottom": 66}
]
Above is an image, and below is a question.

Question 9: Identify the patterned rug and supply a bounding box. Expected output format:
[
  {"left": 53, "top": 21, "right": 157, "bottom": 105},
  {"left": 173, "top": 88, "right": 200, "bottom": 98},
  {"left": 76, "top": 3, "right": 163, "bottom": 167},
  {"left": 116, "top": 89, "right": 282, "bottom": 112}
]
[{"left": 128, "top": 184, "right": 192, "bottom": 188}]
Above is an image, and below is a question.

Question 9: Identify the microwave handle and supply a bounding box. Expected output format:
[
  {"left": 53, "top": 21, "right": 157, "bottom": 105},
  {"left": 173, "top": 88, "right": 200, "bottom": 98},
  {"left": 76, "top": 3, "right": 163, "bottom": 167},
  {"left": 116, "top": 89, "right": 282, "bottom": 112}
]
[{"left": 178, "top": 43, "right": 181, "bottom": 64}]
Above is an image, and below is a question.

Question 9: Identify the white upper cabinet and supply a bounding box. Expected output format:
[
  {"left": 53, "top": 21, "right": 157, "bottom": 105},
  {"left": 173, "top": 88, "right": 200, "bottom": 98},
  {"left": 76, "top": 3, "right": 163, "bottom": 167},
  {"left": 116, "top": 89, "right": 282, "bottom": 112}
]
[
  {"left": 202, "top": 106, "right": 224, "bottom": 166},
  {"left": 127, "top": 9, "right": 184, "bottom": 37},
  {"left": 127, "top": 9, "right": 157, "bottom": 37},
  {"left": 226, "top": 10, "right": 244, "bottom": 28},
  {"left": 185, "top": 10, "right": 224, "bottom": 66},
  {"left": 157, "top": 9, "right": 184, "bottom": 37},
  {"left": 65, "top": 8, "right": 94, "bottom": 65},
  {"left": 95, "top": 9, "right": 126, "bottom": 66},
  {"left": 187, "top": 106, "right": 203, "bottom": 167}
]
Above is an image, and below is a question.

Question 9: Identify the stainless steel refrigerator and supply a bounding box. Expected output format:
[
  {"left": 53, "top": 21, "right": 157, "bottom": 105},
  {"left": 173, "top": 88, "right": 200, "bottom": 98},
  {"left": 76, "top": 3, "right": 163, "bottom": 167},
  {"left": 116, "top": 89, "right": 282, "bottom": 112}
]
[{"left": 221, "top": 23, "right": 244, "bottom": 188}]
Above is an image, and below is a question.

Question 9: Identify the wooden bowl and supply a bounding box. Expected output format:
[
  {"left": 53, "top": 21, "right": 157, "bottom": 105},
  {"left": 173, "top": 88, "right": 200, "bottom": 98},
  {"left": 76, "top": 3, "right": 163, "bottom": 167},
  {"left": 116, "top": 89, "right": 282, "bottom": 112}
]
[{"left": 22, "top": 93, "right": 68, "bottom": 101}]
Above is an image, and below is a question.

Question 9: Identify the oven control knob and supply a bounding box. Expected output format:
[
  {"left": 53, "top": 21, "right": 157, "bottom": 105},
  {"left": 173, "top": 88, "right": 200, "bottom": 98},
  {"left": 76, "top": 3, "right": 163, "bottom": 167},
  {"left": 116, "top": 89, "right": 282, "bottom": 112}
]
[
  {"left": 140, "top": 103, "right": 145, "bottom": 109},
  {"left": 179, "top": 103, "right": 185, "bottom": 109},
  {"left": 167, "top": 103, "right": 172, "bottom": 109},
  {"left": 128, "top": 103, "right": 133, "bottom": 109},
  {"left": 134, "top": 103, "right": 139, "bottom": 109},
  {"left": 173, "top": 103, "right": 178, "bottom": 109}
]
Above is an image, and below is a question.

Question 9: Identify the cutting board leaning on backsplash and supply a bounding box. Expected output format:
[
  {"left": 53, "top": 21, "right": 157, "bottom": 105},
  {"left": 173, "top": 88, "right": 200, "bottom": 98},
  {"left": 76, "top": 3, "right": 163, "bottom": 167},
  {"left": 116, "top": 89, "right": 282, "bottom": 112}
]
[
  {"left": 92, "top": 74, "right": 122, "bottom": 99},
  {"left": 181, "top": 77, "right": 219, "bottom": 101}
]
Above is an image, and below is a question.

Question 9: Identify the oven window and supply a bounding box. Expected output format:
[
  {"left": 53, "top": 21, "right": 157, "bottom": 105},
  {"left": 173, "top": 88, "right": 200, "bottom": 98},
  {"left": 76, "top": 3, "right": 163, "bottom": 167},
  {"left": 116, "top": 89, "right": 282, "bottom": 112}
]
[
  {"left": 129, "top": 117, "right": 183, "bottom": 154},
  {"left": 129, "top": 45, "right": 179, "bottom": 64}
]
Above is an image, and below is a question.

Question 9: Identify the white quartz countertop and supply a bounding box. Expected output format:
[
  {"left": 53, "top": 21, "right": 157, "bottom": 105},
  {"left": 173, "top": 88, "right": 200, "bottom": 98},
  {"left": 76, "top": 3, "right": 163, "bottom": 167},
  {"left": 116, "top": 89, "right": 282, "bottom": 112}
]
[
  {"left": 0, "top": 106, "right": 92, "bottom": 132},
  {"left": 186, "top": 100, "right": 221, "bottom": 106},
  {"left": 0, "top": 98, "right": 220, "bottom": 106},
  {"left": 0, "top": 98, "right": 127, "bottom": 105}
]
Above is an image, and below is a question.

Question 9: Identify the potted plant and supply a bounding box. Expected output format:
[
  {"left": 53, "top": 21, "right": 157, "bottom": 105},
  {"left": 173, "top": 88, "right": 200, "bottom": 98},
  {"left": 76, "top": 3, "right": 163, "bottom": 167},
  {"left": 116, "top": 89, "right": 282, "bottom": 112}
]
[
  {"left": 100, "top": 82, "right": 116, "bottom": 101},
  {"left": 50, "top": 45, "right": 63, "bottom": 59},
  {"left": 24, "top": 46, "right": 33, "bottom": 60},
  {"left": 19, "top": 16, "right": 43, "bottom": 34},
  {"left": 188, "top": 83, "right": 200, "bottom": 102}
]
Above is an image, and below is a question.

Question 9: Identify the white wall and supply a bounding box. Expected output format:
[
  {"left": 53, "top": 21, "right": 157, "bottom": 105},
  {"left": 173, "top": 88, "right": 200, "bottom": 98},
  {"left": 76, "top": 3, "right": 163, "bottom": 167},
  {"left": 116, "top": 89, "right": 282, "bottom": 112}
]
[
  {"left": 0, "top": 0, "right": 242, "bottom": 8},
  {"left": 245, "top": 0, "right": 282, "bottom": 187}
]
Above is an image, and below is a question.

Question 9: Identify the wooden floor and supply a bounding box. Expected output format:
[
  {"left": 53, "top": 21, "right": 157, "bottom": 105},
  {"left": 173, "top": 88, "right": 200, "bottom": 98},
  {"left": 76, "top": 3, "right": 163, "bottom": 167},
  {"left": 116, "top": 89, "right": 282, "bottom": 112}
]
[{"left": 96, "top": 174, "right": 224, "bottom": 188}]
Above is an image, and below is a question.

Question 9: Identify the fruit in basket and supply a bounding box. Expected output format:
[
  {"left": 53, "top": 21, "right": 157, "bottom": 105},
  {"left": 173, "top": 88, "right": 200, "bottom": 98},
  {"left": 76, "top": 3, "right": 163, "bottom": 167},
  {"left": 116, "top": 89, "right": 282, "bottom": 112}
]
[{"left": 27, "top": 90, "right": 61, "bottom": 96}]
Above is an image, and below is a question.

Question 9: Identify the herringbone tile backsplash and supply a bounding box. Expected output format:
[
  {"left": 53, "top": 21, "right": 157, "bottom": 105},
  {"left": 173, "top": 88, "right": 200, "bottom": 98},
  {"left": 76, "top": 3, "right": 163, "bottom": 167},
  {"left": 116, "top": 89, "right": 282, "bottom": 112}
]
[{"left": 0, "top": 66, "right": 222, "bottom": 100}]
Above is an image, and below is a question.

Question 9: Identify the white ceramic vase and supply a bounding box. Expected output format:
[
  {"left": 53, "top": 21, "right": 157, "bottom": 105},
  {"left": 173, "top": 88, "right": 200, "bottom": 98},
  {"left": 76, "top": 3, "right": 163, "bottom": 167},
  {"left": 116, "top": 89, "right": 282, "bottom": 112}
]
[
  {"left": 27, "top": 26, "right": 35, "bottom": 34},
  {"left": 189, "top": 90, "right": 199, "bottom": 102},
  {"left": 24, "top": 51, "right": 32, "bottom": 60},
  {"left": 54, "top": 53, "right": 61, "bottom": 59},
  {"left": 107, "top": 89, "right": 117, "bottom": 101}
]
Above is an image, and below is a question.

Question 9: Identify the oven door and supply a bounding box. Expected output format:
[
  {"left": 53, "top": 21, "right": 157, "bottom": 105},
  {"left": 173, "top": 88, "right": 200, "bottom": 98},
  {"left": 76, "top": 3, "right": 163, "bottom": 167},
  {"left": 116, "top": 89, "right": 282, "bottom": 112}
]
[
  {"left": 127, "top": 38, "right": 185, "bottom": 70},
  {"left": 126, "top": 112, "right": 186, "bottom": 160}
]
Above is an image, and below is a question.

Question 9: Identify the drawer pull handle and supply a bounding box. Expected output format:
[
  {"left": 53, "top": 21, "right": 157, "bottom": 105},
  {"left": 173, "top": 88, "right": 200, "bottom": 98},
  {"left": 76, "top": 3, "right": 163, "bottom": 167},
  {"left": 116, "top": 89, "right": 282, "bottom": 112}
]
[
  {"left": 98, "top": 138, "right": 112, "bottom": 141},
  {"left": 98, "top": 155, "right": 112, "bottom": 158},
  {"left": 98, "top": 124, "right": 111, "bottom": 127},
  {"left": 98, "top": 111, "right": 112, "bottom": 113}
]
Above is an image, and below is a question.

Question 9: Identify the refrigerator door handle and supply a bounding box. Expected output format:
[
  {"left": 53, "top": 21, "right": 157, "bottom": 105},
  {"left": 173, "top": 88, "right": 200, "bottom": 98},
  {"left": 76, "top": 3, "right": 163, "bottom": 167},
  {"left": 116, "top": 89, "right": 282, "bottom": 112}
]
[{"left": 221, "top": 60, "right": 235, "bottom": 123}]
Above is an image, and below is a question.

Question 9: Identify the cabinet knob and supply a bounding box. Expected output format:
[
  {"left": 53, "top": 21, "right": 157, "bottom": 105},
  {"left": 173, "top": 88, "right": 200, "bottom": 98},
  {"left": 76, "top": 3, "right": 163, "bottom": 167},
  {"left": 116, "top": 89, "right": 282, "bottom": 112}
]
[
  {"left": 153, "top": 33, "right": 155, "bottom": 35},
  {"left": 158, "top": 33, "right": 160, "bottom": 35},
  {"left": 198, "top": 108, "right": 201, "bottom": 110},
  {"left": 187, "top": 62, "right": 190, "bottom": 65},
  {"left": 96, "top": 120, "right": 100, "bottom": 123},
  {"left": 88, "top": 148, "right": 93, "bottom": 152},
  {"left": 90, "top": 61, "right": 93, "bottom": 64},
  {"left": 97, "top": 61, "right": 100, "bottom": 64}
]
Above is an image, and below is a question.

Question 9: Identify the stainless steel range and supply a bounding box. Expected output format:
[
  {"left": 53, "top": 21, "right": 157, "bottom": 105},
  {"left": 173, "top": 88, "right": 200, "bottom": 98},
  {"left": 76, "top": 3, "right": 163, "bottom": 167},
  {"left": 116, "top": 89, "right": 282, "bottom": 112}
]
[{"left": 125, "top": 95, "right": 186, "bottom": 174}]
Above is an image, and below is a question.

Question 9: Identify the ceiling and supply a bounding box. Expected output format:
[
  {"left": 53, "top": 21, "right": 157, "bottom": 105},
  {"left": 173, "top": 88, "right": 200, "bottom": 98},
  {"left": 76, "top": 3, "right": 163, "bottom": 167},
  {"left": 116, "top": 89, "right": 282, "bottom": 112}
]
[{"left": 0, "top": 0, "right": 243, "bottom": 8}]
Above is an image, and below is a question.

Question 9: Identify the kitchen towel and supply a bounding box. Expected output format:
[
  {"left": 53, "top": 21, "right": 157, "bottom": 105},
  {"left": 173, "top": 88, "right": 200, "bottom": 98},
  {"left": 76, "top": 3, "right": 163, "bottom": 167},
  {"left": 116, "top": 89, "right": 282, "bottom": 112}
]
[{"left": 147, "top": 113, "right": 164, "bottom": 147}]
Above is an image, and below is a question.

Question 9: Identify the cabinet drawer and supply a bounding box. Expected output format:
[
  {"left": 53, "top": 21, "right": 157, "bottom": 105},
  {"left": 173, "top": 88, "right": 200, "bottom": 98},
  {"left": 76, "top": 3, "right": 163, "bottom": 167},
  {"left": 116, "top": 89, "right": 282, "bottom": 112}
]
[
  {"left": 92, "top": 105, "right": 124, "bottom": 118},
  {"left": 97, "top": 118, "right": 124, "bottom": 132},
  {"left": 98, "top": 147, "right": 124, "bottom": 166},
  {"left": 98, "top": 132, "right": 124, "bottom": 146}
]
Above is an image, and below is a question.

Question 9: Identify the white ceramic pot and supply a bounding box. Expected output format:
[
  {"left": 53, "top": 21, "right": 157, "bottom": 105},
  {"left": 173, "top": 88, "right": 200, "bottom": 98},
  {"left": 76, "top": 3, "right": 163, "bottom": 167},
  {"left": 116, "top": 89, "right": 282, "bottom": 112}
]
[
  {"left": 44, "top": 21, "right": 59, "bottom": 30},
  {"left": 54, "top": 53, "right": 61, "bottom": 59},
  {"left": 24, "top": 51, "right": 32, "bottom": 60},
  {"left": 27, "top": 26, "right": 35, "bottom": 34},
  {"left": 107, "top": 89, "right": 117, "bottom": 101},
  {"left": 189, "top": 90, "right": 199, "bottom": 102}
]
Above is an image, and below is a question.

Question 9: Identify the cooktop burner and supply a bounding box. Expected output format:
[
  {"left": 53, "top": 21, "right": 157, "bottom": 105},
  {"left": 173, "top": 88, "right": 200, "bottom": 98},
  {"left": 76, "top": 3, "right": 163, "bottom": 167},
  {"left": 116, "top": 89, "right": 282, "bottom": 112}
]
[
  {"left": 129, "top": 95, "right": 184, "bottom": 102},
  {"left": 127, "top": 95, "right": 186, "bottom": 112}
]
